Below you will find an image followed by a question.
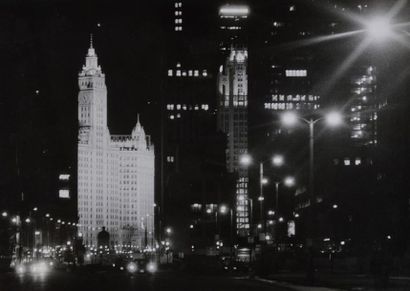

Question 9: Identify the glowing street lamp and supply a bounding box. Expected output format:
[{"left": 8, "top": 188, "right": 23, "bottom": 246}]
[
  {"left": 325, "top": 111, "right": 343, "bottom": 127},
  {"left": 281, "top": 111, "right": 298, "bottom": 127},
  {"left": 165, "top": 227, "right": 172, "bottom": 235},
  {"left": 219, "top": 205, "right": 228, "bottom": 214},
  {"left": 284, "top": 176, "right": 296, "bottom": 187},
  {"left": 239, "top": 154, "right": 252, "bottom": 166},
  {"left": 272, "top": 155, "right": 284, "bottom": 167},
  {"left": 366, "top": 16, "right": 393, "bottom": 42}
]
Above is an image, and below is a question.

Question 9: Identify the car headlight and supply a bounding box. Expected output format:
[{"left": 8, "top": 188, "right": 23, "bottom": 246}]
[
  {"left": 31, "top": 262, "right": 49, "bottom": 274},
  {"left": 126, "top": 262, "right": 137, "bottom": 273},
  {"left": 147, "top": 262, "right": 157, "bottom": 273},
  {"left": 16, "top": 264, "right": 26, "bottom": 274}
]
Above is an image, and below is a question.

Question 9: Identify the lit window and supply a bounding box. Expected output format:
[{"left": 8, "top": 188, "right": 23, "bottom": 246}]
[
  {"left": 285, "top": 69, "right": 307, "bottom": 77},
  {"left": 344, "top": 159, "right": 351, "bottom": 166},
  {"left": 194, "top": 70, "right": 199, "bottom": 77},
  {"left": 59, "top": 189, "right": 70, "bottom": 199},
  {"left": 170, "top": 115, "right": 175, "bottom": 120},
  {"left": 355, "top": 158, "right": 361, "bottom": 165},
  {"left": 289, "top": 5, "right": 295, "bottom": 11},
  {"left": 59, "top": 174, "right": 70, "bottom": 181},
  {"left": 168, "top": 69, "right": 173, "bottom": 76},
  {"left": 202, "top": 70, "right": 208, "bottom": 77},
  {"left": 176, "top": 70, "right": 181, "bottom": 76}
]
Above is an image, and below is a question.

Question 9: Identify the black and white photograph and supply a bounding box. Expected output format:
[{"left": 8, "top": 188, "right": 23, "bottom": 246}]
[{"left": 1, "top": 0, "right": 410, "bottom": 290}]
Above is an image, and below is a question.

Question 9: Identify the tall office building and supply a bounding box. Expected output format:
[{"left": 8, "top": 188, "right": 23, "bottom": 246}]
[
  {"left": 217, "top": 4, "right": 250, "bottom": 235},
  {"left": 218, "top": 4, "right": 249, "bottom": 53},
  {"left": 217, "top": 49, "right": 249, "bottom": 234},
  {"left": 349, "top": 65, "right": 379, "bottom": 146},
  {"left": 77, "top": 40, "right": 155, "bottom": 247},
  {"left": 161, "top": 1, "right": 234, "bottom": 250}
]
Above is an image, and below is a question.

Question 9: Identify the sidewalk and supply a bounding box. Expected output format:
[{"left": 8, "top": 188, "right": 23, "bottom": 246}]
[
  {"left": 257, "top": 272, "right": 410, "bottom": 291},
  {"left": 256, "top": 277, "right": 344, "bottom": 291}
]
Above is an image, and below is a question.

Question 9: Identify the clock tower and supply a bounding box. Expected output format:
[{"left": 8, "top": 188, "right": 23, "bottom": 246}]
[{"left": 78, "top": 35, "right": 108, "bottom": 147}]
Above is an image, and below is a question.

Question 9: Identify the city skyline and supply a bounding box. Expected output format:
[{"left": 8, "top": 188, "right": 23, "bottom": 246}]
[{"left": 1, "top": 2, "right": 410, "bottom": 289}]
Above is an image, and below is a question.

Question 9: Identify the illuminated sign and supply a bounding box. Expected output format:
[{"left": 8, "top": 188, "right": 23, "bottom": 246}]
[
  {"left": 59, "top": 174, "right": 70, "bottom": 181},
  {"left": 219, "top": 5, "right": 249, "bottom": 16},
  {"left": 59, "top": 189, "right": 70, "bottom": 199}
]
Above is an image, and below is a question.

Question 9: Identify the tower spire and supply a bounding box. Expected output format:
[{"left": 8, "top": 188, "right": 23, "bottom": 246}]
[{"left": 90, "top": 33, "right": 93, "bottom": 49}]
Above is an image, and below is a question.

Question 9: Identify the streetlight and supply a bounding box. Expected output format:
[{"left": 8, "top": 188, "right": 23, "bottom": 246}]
[
  {"left": 274, "top": 176, "right": 296, "bottom": 215},
  {"left": 165, "top": 227, "right": 172, "bottom": 235},
  {"left": 241, "top": 153, "right": 287, "bottom": 232},
  {"left": 239, "top": 154, "right": 252, "bottom": 166},
  {"left": 365, "top": 16, "right": 393, "bottom": 42},
  {"left": 281, "top": 111, "right": 343, "bottom": 246},
  {"left": 284, "top": 176, "right": 296, "bottom": 187},
  {"left": 268, "top": 176, "right": 296, "bottom": 242},
  {"left": 216, "top": 205, "right": 234, "bottom": 250},
  {"left": 272, "top": 154, "right": 284, "bottom": 167}
]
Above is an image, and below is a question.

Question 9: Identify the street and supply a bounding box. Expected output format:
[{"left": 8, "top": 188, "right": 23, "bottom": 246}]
[{"left": 0, "top": 268, "right": 289, "bottom": 291}]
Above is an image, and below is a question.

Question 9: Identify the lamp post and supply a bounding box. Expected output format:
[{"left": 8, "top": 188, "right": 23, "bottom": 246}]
[
  {"left": 274, "top": 176, "right": 296, "bottom": 214},
  {"left": 217, "top": 205, "right": 233, "bottom": 248},
  {"left": 282, "top": 111, "right": 342, "bottom": 243},
  {"left": 271, "top": 176, "right": 295, "bottom": 242},
  {"left": 240, "top": 153, "right": 285, "bottom": 233},
  {"left": 282, "top": 110, "right": 342, "bottom": 281}
]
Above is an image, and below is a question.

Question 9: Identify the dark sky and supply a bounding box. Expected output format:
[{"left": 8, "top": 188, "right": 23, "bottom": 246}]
[
  {"left": 1, "top": 0, "right": 410, "bottom": 213},
  {"left": 0, "top": 0, "right": 163, "bottom": 208}
]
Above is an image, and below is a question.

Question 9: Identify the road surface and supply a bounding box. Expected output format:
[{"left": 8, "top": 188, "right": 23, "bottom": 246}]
[{"left": 0, "top": 268, "right": 291, "bottom": 291}]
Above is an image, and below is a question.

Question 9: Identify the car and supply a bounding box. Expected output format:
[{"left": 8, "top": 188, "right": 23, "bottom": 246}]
[{"left": 124, "top": 258, "right": 158, "bottom": 275}]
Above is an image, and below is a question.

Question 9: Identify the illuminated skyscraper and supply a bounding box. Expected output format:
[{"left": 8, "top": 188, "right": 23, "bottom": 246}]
[
  {"left": 349, "top": 66, "right": 379, "bottom": 146},
  {"left": 217, "top": 49, "right": 249, "bottom": 234},
  {"left": 77, "top": 40, "right": 155, "bottom": 248},
  {"left": 218, "top": 4, "right": 249, "bottom": 53}
]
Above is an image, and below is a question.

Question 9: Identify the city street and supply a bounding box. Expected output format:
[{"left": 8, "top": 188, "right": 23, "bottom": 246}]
[{"left": 0, "top": 269, "right": 290, "bottom": 291}]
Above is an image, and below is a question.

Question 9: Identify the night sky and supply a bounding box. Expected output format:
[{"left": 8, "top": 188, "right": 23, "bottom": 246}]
[
  {"left": 1, "top": 0, "right": 410, "bottom": 217},
  {"left": 0, "top": 0, "right": 163, "bottom": 209}
]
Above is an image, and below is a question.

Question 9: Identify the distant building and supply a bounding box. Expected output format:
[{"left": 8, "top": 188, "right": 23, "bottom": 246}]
[
  {"left": 161, "top": 0, "right": 235, "bottom": 251},
  {"left": 218, "top": 4, "right": 249, "bottom": 54},
  {"left": 77, "top": 40, "right": 155, "bottom": 248},
  {"left": 217, "top": 49, "right": 250, "bottom": 234},
  {"left": 349, "top": 66, "right": 379, "bottom": 146}
]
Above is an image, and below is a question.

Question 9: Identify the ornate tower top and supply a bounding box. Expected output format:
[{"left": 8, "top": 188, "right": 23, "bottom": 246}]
[{"left": 80, "top": 34, "right": 104, "bottom": 77}]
